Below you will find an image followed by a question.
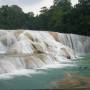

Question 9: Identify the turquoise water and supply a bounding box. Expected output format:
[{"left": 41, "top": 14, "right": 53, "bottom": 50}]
[{"left": 0, "top": 54, "right": 90, "bottom": 89}]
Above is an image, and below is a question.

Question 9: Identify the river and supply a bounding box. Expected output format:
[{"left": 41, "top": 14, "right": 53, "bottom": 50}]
[{"left": 0, "top": 54, "right": 90, "bottom": 89}]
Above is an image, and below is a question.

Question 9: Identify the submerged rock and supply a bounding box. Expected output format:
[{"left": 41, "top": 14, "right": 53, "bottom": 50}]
[{"left": 52, "top": 73, "right": 90, "bottom": 89}]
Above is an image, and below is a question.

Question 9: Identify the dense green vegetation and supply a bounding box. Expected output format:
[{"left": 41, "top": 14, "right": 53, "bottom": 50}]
[{"left": 0, "top": 0, "right": 90, "bottom": 35}]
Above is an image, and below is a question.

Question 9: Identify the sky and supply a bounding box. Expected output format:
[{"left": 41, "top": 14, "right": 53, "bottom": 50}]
[{"left": 0, "top": 0, "right": 78, "bottom": 15}]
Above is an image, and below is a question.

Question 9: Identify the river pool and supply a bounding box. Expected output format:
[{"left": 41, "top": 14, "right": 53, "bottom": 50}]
[{"left": 0, "top": 54, "right": 90, "bottom": 89}]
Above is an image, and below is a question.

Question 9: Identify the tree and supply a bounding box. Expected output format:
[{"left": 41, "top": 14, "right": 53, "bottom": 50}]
[
  {"left": 0, "top": 1, "right": 89, "bottom": 36},
  {"left": 0, "top": 5, "right": 36, "bottom": 29},
  {"left": 61, "top": 0, "right": 90, "bottom": 35},
  {"left": 49, "top": 0, "right": 72, "bottom": 31},
  {"left": 40, "top": 7, "right": 48, "bottom": 14}
]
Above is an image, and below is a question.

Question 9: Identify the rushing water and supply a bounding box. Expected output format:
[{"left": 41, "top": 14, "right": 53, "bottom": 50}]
[
  {"left": 0, "top": 54, "right": 90, "bottom": 89},
  {"left": 0, "top": 30, "right": 90, "bottom": 89}
]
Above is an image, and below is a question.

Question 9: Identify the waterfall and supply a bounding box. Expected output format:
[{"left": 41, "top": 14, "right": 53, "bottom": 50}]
[
  {"left": 51, "top": 33, "right": 90, "bottom": 56},
  {"left": 0, "top": 30, "right": 90, "bottom": 74}
]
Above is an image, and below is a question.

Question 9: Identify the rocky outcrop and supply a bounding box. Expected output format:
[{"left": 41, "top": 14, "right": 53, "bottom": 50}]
[
  {"left": 0, "top": 30, "right": 75, "bottom": 73},
  {"left": 0, "top": 30, "right": 90, "bottom": 74}
]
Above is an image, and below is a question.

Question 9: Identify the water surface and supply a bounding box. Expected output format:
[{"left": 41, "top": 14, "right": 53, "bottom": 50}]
[{"left": 0, "top": 54, "right": 90, "bottom": 89}]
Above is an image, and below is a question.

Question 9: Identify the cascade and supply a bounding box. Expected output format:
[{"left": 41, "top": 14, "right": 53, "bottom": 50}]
[
  {"left": 50, "top": 32, "right": 90, "bottom": 55},
  {"left": 0, "top": 30, "right": 90, "bottom": 74}
]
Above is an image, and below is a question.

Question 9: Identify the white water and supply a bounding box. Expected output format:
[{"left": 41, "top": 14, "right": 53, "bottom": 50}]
[
  {"left": 0, "top": 30, "right": 89, "bottom": 77},
  {"left": 57, "top": 33, "right": 90, "bottom": 55}
]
